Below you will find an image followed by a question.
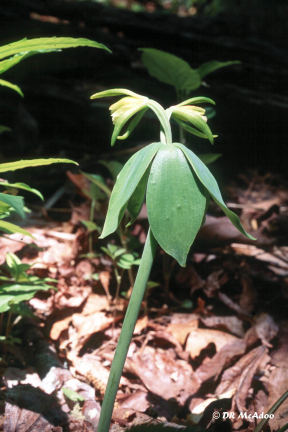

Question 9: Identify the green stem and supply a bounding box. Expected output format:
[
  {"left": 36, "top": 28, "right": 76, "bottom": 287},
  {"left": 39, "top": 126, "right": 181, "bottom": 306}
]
[
  {"left": 97, "top": 228, "right": 157, "bottom": 432},
  {"left": 147, "top": 100, "right": 172, "bottom": 145},
  {"left": 254, "top": 390, "right": 288, "bottom": 432}
]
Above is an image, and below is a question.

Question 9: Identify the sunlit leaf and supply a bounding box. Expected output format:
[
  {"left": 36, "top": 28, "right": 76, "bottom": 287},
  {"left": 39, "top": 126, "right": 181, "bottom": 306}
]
[
  {"left": 81, "top": 220, "right": 99, "bottom": 233},
  {"left": 175, "top": 143, "right": 256, "bottom": 240},
  {"left": 0, "top": 37, "right": 111, "bottom": 61},
  {"left": 0, "top": 158, "right": 78, "bottom": 173},
  {"left": 0, "top": 78, "right": 23, "bottom": 97},
  {"left": 62, "top": 387, "right": 84, "bottom": 402},
  {"left": 90, "top": 88, "right": 144, "bottom": 100},
  {"left": 0, "top": 220, "right": 34, "bottom": 238},
  {"left": 0, "top": 181, "right": 44, "bottom": 200},
  {"left": 100, "top": 142, "right": 162, "bottom": 238},
  {"left": 147, "top": 145, "right": 206, "bottom": 266}
]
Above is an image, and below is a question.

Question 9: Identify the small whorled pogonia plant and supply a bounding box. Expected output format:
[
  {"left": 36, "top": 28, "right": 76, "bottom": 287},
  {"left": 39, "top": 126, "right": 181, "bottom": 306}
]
[{"left": 90, "top": 88, "right": 255, "bottom": 432}]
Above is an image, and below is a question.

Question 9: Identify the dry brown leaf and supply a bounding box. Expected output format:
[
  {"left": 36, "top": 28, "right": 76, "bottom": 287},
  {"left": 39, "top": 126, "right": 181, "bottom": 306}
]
[
  {"left": 4, "top": 367, "right": 43, "bottom": 389},
  {"left": 81, "top": 292, "right": 110, "bottom": 315},
  {"left": 99, "top": 270, "right": 112, "bottom": 300},
  {"left": 134, "top": 315, "right": 148, "bottom": 335},
  {"left": 166, "top": 320, "right": 198, "bottom": 345},
  {"left": 126, "top": 346, "right": 198, "bottom": 404},
  {"left": 264, "top": 321, "right": 288, "bottom": 430},
  {"left": 200, "top": 316, "right": 245, "bottom": 337},
  {"left": 50, "top": 316, "right": 73, "bottom": 340},
  {"left": 70, "top": 311, "right": 114, "bottom": 352},
  {"left": 186, "top": 328, "right": 239, "bottom": 359}
]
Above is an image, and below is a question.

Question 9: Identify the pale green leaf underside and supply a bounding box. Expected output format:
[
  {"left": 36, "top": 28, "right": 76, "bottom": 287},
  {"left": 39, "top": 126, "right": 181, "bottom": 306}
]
[
  {"left": 140, "top": 48, "right": 201, "bottom": 92},
  {"left": 100, "top": 142, "right": 162, "bottom": 238},
  {"left": 91, "top": 88, "right": 143, "bottom": 100},
  {"left": 0, "top": 78, "right": 23, "bottom": 97},
  {"left": 196, "top": 60, "right": 241, "bottom": 80},
  {"left": 0, "top": 37, "right": 111, "bottom": 61},
  {"left": 0, "top": 51, "right": 40, "bottom": 75},
  {"left": 175, "top": 143, "right": 256, "bottom": 240},
  {"left": 0, "top": 181, "right": 44, "bottom": 200},
  {"left": 147, "top": 145, "right": 206, "bottom": 266},
  {"left": 111, "top": 103, "right": 146, "bottom": 146},
  {"left": 0, "top": 220, "right": 34, "bottom": 238},
  {"left": 0, "top": 158, "right": 78, "bottom": 173}
]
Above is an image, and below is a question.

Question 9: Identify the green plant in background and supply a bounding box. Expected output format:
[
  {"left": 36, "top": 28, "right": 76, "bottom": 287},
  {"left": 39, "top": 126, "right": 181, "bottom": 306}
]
[
  {"left": 0, "top": 36, "right": 110, "bottom": 238},
  {"left": 90, "top": 87, "right": 255, "bottom": 432},
  {"left": 0, "top": 252, "right": 57, "bottom": 351},
  {"left": 140, "top": 48, "right": 239, "bottom": 147}
]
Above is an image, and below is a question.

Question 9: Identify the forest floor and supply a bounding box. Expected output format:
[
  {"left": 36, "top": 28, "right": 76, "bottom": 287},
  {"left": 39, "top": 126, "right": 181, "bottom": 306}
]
[{"left": 1, "top": 168, "right": 288, "bottom": 432}]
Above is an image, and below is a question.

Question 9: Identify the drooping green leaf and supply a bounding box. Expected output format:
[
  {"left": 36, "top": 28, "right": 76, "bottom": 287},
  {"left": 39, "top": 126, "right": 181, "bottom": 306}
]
[
  {"left": 147, "top": 145, "right": 206, "bottom": 266},
  {"left": 127, "top": 166, "right": 150, "bottom": 226},
  {"left": 198, "top": 153, "right": 222, "bottom": 165},
  {"left": 0, "top": 181, "right": 44, "bottom": 200},
  {"left": 140, "top": 48, "right": 201, "bottom": 93},
  {"left": 100, "top": 142, "right": 162, "bottom": 238},
  {"left": 176, "top": 96, "right": 215, "bottom": 107},
  {"left": 174, "top": 118, "right": 217, "bottom": 141},
  {"left": 0, "top": 78, "right": 23, "bottom": 97},
  {"left": 196, "top": 60, "right": 241, "bottom": 80},
  {"left": 0, "top": 37, "right": 111, "bottom": 61},
  {"left": 0, "top": 158, "right": 78, "bottom": 173},
  {"left": 175, "top": 143, "right": 256, "bottom": 240},
  {"left": 62, "top": 387, "right": 85, "bottom": 403},
  {"left": 0, "top": 125, "right": 11, "bottom": 134},
  {"left": 0, "top": 220, "right": 34, "bottom": 238},
  {"left": 0, "top": 193, "right": 25, "bottom": 218}
]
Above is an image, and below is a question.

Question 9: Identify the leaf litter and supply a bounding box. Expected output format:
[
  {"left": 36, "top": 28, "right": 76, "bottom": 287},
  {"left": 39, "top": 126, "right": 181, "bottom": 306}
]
[{"left": 0, "top": 170, "right": 288, "bottom": 431}]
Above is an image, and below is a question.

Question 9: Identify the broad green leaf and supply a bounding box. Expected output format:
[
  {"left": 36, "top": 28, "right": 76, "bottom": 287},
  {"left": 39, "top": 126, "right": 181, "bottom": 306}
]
[
  {"left": 62, "top": 388, "right": 85, "bottom": 402},
  {"left": 0, "top": 181, "right": 44, "bottom": 200},
  {"left": 99, "top": 160, "right": 123, "bottom": 181},
  {"left": 0, "top": 201, "right": 11, "bottom": 215},
  {"left": 140, "top": 48, "right": 201, "bottom": 93},
  {"left": 198, "top": 153, "right": 221, "bottom": 165},
  {"left": 0, "top": 158, "right": 78, "bottom": 173},
  {"left": 196, "top": 60, "right": 241, "bottom": 80},
  {"left": 0, "top": 37, "right": 111, "bottom": 61},
  {"left": 100, "top": 142, "right": 162, "bottom": 238},
  {"left": 175, "top": 143, "right": 256, "bottom": 240},
  {"left": 0, "top": 220, "right": 34, "bottom": 238},
  {"left": 0, "top": 78, "right": 23, "bottom": 97},
  {"left": 0, "top": 193, "right": 25, "bottom": 218},
  {"left": 0, "top": 125, "right": 11, "bottom": 134},
  {"left": 127, "top": 166, "right": 150, "bottom": 226},
  {"left": 146, "top": 145, "right": 206, "bottom": 266}
]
